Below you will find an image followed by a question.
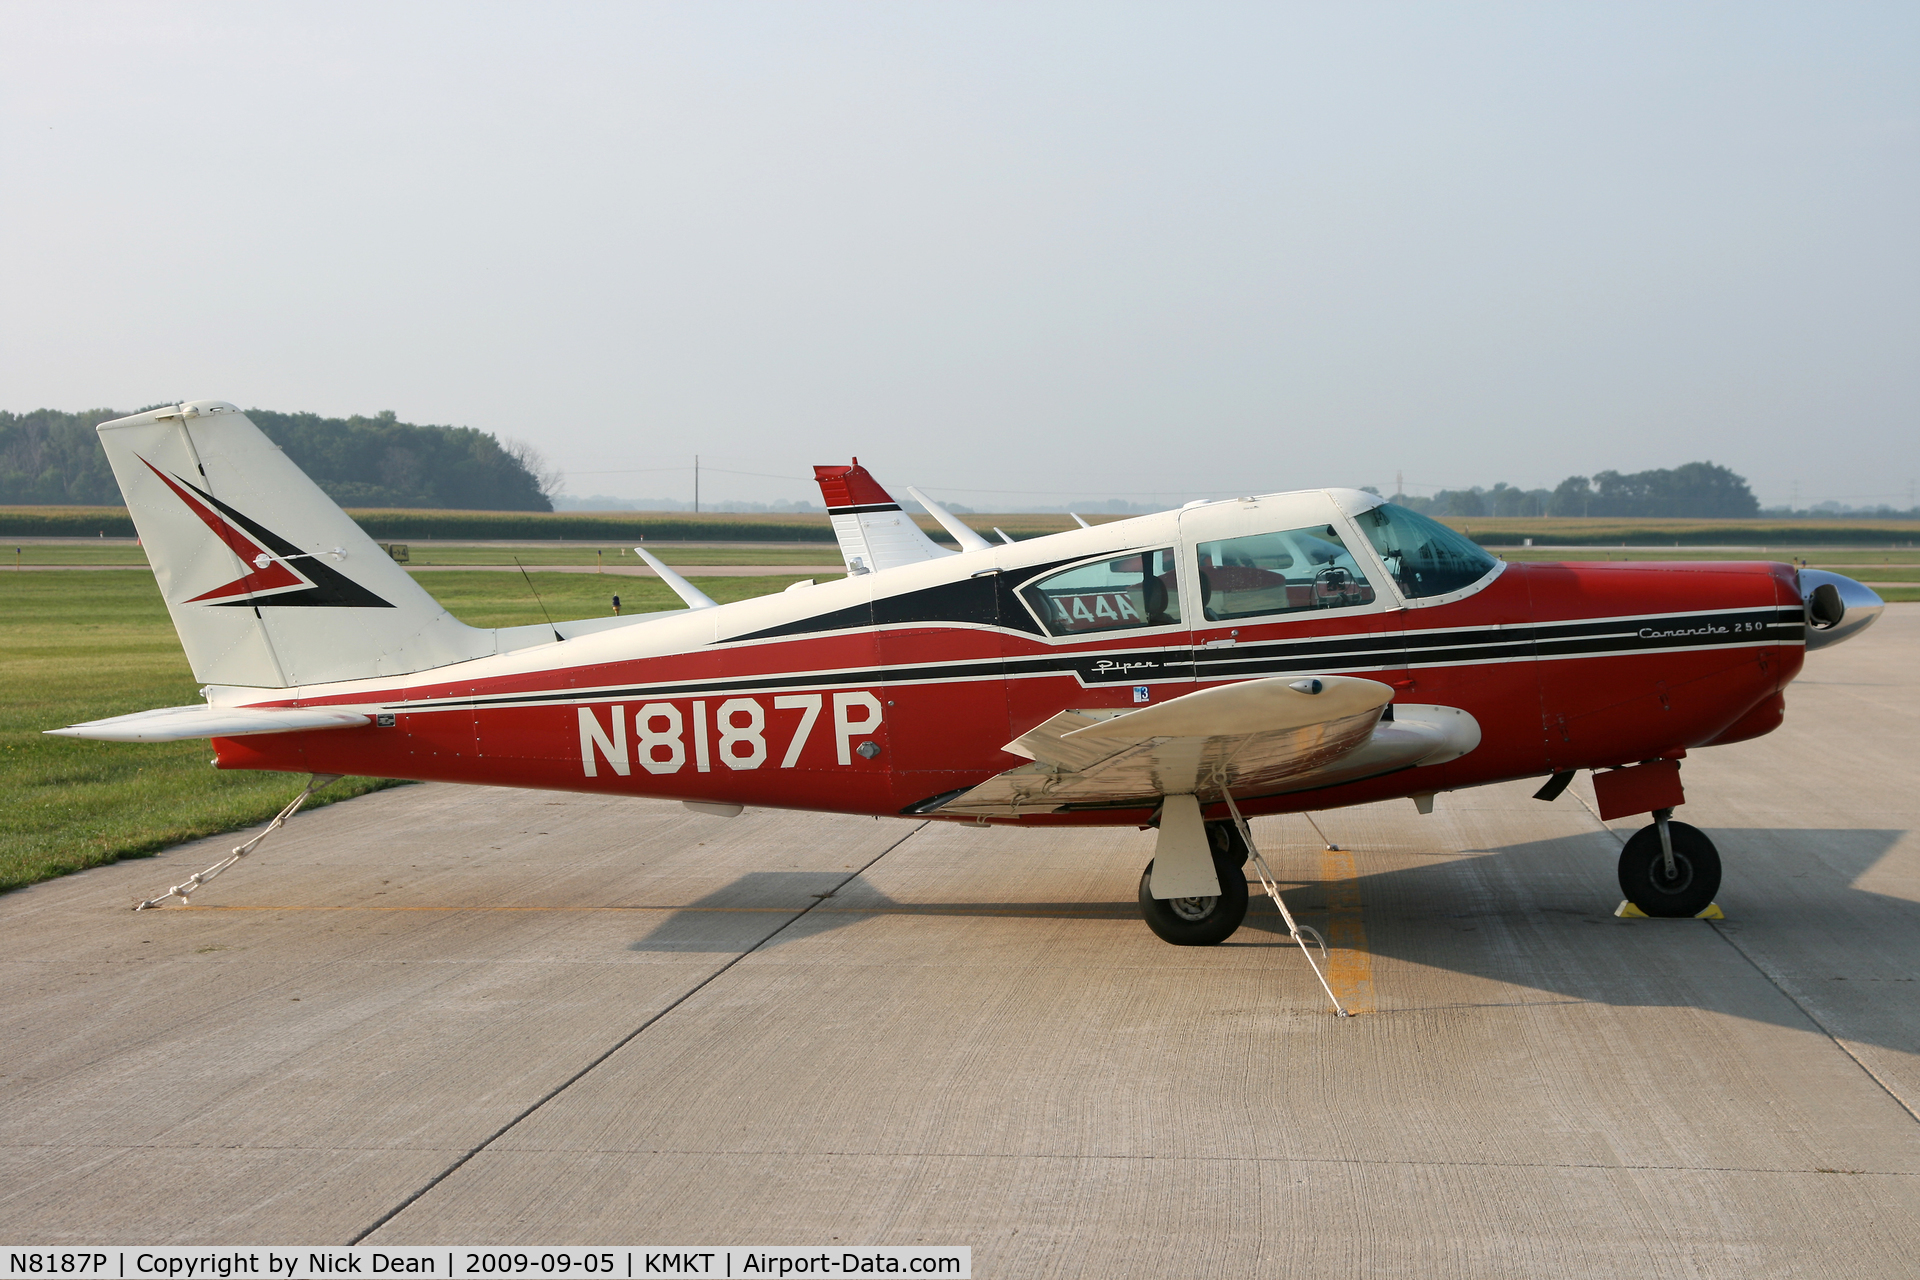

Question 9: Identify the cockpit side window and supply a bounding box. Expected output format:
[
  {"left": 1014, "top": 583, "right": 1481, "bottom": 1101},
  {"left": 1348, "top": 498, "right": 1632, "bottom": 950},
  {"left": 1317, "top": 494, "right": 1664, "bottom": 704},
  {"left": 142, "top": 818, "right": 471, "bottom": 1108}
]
[
  {"left": 1194, "top": 525, "right": 1377, "bottom": 621},
  {"left": 1354, "top": 502, "right": 1498, "bottom": 598},
  {"left": 1020, "top": 549, "right": 1182, "bottom": 637}
]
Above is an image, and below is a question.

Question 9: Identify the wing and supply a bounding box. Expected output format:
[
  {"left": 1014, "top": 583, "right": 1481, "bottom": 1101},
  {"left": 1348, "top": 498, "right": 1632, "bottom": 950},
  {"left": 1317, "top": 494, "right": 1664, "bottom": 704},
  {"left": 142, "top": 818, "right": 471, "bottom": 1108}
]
[{"left": 933, "top": 676, "right": 1480, "bottom": 817}]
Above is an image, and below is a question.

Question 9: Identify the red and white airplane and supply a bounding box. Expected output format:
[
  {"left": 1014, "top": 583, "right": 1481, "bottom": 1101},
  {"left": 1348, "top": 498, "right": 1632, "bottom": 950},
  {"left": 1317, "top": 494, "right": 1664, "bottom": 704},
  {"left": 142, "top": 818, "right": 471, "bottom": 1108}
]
[{"left": 54, "top": 402, "right": 1882, "bottom": 958}]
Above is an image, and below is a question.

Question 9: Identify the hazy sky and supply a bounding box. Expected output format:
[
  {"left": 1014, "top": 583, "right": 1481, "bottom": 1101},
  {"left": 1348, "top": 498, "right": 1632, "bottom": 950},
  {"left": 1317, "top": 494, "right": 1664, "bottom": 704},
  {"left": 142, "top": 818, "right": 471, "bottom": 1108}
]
[{"left": 3, "top": 3, "right": 1915, "bottom": 509}]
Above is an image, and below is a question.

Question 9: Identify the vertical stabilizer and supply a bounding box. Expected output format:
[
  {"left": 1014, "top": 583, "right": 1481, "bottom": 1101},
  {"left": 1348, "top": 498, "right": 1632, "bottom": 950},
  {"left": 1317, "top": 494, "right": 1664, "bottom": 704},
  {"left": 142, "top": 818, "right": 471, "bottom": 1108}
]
[
  {"left": 97, "top": 401, "right": 495, "bottom": 687},
  {"left": 811, "top": 459, "right": 955, "bottom": 574}
]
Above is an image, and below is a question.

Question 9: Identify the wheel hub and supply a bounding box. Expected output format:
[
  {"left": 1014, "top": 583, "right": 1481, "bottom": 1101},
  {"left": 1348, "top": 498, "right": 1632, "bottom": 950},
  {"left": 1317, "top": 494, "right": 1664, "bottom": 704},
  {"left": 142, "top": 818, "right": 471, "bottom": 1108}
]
[
  {"left": 1168, "top": 895, "right": 1218, "bottom": 921},
  {"left": 1650, "top": 853, "right": 1695, "bottom": 895}
]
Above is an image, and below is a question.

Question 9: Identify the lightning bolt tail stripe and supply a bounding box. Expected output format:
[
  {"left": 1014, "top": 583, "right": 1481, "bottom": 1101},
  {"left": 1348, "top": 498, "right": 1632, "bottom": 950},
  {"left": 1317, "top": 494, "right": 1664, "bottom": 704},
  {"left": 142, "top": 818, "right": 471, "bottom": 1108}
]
[
  {"left": 139, "top": 456, "right": 395, "bottom": 609},
  {"left": 140, "top": 458, "right": 308, "bottom": 600}
]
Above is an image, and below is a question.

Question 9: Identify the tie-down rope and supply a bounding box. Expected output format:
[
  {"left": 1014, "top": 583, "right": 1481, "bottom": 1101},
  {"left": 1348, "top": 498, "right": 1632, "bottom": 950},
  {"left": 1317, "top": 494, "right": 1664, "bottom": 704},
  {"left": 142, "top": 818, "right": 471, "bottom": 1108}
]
[
  {"left": 1217, "top": 783, "right": 1351, "bottom": 1017},
  {"left": 134, "top": 773, "right": 341, "bottom": 911}
]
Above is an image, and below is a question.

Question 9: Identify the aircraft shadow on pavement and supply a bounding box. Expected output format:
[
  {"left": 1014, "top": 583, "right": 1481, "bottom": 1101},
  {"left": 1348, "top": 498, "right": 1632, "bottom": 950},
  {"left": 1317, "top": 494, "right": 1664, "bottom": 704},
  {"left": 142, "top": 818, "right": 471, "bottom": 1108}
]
[{"left": 626, "top": 828, "right": 1914, "bottom": 1050}]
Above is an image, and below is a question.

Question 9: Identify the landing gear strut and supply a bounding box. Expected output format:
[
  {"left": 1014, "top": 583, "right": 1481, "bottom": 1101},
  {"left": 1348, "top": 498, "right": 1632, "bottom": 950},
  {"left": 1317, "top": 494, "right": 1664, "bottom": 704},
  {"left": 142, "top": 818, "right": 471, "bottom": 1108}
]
[
  {"left": 1137, "top": 821, "right": 1249, "bottom": 946},
  {"left": 1617, "top": 809, "right": 1721, "bottom": 918}
]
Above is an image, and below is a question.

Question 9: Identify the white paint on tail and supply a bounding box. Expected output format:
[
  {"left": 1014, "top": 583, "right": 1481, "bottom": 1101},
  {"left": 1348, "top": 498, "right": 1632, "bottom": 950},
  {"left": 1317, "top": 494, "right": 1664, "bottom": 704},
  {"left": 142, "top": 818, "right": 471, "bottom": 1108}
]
[
  {"left": 811, "top": 459, "right": 955, "bottom": 574},
  {"left": 97, "top": 401, "right": 497, "bottom": 687}
]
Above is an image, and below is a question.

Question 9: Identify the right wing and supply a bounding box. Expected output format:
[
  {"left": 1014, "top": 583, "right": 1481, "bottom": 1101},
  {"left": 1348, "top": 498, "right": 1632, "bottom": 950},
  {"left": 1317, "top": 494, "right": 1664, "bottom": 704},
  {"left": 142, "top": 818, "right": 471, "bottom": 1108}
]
[{"left": 932, "top": 676, "right": 1479, "bottom": 817}]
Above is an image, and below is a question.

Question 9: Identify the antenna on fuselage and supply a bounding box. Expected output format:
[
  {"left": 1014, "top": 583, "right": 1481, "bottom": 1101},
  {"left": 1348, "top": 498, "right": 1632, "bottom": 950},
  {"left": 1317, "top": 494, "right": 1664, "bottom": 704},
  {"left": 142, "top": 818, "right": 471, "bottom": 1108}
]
[{"left": 513, "top": 557, "right": 564, "bottom": 643}]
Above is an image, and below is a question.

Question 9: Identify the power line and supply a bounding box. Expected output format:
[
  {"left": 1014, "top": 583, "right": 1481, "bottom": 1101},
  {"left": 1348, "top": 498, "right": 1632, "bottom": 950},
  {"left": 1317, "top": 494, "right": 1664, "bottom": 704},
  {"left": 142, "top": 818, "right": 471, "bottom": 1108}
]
[{"left": 562, "top": 465, "right": 810, "bottom": 482}]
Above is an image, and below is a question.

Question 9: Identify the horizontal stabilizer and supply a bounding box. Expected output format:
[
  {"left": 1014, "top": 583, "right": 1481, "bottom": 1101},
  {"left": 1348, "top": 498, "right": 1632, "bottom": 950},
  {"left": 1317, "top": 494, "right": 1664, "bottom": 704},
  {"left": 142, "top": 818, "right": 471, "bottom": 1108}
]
[{"left": 46, "top": 704, "right": 371, "bottom": 742}]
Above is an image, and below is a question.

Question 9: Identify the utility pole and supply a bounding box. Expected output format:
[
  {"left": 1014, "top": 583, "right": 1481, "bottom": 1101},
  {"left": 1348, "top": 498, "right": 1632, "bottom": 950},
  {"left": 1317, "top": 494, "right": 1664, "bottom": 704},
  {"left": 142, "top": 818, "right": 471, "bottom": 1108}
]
[
  {"left": 694, "top": 454, "right": 700, "bottom": 514},
  {"left": 1395, "top": 470, "right": 1403, "bottom": 499}
]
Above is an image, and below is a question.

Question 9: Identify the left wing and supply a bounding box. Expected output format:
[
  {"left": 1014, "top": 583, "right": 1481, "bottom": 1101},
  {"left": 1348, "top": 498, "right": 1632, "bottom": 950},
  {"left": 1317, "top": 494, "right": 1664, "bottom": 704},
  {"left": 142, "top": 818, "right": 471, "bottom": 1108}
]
[{"left": 932, "top": 676, "right": 1479, "bottom": 816}]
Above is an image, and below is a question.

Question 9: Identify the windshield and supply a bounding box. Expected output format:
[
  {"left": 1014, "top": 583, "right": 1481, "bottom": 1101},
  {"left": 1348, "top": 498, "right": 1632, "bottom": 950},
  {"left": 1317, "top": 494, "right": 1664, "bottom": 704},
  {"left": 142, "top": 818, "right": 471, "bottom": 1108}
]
[{"left": 1354, "top": 502, "right": 1498, "bottom": 598}]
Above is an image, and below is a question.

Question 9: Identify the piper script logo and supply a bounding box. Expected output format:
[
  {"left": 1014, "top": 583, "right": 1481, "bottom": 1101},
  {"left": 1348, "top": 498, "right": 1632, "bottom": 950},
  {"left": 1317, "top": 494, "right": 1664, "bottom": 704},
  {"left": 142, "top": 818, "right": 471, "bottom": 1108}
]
[{"left": 577, "top": 692, "right": 883, "bottom": 777}]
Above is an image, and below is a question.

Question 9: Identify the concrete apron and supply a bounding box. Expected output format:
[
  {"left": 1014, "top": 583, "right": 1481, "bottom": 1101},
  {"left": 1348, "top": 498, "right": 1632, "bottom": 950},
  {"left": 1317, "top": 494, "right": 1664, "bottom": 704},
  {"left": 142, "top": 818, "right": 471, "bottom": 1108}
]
[{"left": 1, "top": 609, "right": 1916, "bottom": 1275}]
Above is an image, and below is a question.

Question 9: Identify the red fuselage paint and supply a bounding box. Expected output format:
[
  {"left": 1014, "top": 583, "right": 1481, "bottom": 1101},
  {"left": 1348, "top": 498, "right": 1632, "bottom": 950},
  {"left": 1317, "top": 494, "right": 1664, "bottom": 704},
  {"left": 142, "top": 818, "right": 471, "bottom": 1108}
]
[{"left": 212, "top": 560, "right": 1806, "bottom": 827}]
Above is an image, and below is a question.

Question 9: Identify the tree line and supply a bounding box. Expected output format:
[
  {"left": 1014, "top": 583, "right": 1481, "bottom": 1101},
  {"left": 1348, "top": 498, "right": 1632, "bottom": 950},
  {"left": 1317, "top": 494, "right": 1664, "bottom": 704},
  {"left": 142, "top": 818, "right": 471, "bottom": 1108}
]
[
  {"left": 1385, "top": 461, "right": 1762, "bottom": 519},
  {"left": 0, "top": 407, "right": 557, "bottom": 511}
]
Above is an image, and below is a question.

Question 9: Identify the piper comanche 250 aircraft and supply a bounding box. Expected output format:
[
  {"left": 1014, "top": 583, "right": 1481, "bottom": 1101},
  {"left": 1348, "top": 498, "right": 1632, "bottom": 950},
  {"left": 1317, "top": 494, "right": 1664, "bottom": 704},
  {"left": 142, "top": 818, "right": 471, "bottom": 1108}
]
[{"left": 54, "top": 402, "right": 1883, "bottom": 1007}]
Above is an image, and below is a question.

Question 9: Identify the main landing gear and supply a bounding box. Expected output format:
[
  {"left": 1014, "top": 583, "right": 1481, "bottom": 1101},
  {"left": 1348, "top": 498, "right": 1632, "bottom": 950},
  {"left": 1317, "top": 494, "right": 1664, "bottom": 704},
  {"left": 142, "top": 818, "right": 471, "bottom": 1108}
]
[
  {"left": 1138, "top": 794, "right": 1352, "bottom": 1015},
  {"left": 1618, "top": 808, "right": 1721, "bottom": 918},
  {"left": 1138, "top": 820, "right": 1250, "bottom": 946}
]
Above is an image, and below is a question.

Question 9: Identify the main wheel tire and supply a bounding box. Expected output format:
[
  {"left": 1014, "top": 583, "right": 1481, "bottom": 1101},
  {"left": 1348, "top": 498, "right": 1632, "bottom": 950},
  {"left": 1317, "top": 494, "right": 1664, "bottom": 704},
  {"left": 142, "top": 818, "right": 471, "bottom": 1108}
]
[
  {"left": 1618, "top": 820, "right": 1721, "bottom": 918},
  {"left": 1138, "top": 858, "right": 1250, "bottom": 946}
]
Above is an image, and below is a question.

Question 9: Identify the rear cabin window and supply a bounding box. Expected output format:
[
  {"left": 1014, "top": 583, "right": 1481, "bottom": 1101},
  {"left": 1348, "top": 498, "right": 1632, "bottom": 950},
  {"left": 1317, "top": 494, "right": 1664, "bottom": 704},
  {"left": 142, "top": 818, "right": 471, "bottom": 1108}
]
[
  {"left": 1021, "top": 549, "right": 1182, "bottom": 636},
  {"left": 1195, "top": 525, "right": 1377, "bottom": 621},
  {"left": 1353, "top": 502, "right": 1498, "bottom": 598}
]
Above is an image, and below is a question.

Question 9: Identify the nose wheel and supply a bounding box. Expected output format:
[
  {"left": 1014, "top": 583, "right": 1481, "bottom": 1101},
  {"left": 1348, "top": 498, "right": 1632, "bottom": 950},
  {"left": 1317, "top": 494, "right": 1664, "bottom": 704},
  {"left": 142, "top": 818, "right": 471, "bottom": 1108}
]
[{"left": 1618, "top": 815, "right": 1721, "bottom": 918}]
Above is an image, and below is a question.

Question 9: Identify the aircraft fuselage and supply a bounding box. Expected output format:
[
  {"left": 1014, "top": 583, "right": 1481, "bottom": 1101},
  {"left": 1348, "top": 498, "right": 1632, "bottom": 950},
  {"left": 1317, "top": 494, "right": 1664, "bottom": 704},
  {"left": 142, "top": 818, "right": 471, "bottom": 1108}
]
[{"left": 209, "top": 489, "right": 1806, "bottom": 829}]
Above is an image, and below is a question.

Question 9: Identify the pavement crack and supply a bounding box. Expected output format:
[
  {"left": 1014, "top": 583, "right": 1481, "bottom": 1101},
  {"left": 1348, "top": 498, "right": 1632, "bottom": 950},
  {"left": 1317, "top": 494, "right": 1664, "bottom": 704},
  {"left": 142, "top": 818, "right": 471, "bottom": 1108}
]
[
  {"left": 1708, "top": 921, "right": 1920, "bottom": 1126},
  {"left": 346, "top": 819, "right": 931, "bottom": 1244},
  {"left": 431, "top": 1147, "right": 1918, "bottom": 1178},
  {"left": 1574, "top": 792, "right": 1920, "bottom": 1127}
]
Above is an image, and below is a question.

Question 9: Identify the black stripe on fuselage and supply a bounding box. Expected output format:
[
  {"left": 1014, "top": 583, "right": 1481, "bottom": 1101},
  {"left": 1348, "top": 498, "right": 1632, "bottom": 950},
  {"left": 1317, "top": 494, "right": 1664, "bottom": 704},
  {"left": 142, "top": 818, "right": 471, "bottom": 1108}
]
[
  {"left": 390, "top": 605, "right": 1804, "bottom": 715},
  {"left": 731, "top": 560, "right": 1072, "bottom": 642}
]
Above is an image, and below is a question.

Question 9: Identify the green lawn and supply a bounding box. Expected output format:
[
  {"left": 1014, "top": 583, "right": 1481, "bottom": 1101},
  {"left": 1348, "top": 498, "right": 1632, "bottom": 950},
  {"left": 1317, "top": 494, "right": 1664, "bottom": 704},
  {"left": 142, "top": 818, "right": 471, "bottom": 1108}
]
[
  {"left": 407, "top": 569, "right": 812, "bottom": 626},
  {"left": 1, "top": 543, "right": 842, "bottom": 567},
  {"left": 5, "top": 564, "right": 1903, "bottom": 896},
  {"left": 5, "top": 545, "right": 151, "bottom": 565},
  {"left": 20, "top": 541, "right": 1920, "bottom": 569},
  {"left": 0, "top": 568, "right": 807, "bottom": 896},
  {"left": 401, "top": 545, "right": 842, "bottom": 567}
]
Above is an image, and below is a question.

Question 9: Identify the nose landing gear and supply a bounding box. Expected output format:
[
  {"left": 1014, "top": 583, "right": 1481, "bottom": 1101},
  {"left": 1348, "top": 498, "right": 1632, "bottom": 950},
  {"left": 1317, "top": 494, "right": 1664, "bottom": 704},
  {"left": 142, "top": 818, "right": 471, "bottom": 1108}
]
[{"left": 1617, "top": 808, "right": 1721, "bottom": 918}]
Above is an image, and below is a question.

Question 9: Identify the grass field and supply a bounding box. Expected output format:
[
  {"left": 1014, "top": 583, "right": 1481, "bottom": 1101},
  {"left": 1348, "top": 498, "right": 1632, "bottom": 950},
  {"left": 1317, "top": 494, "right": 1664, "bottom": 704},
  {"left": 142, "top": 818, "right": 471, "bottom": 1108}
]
[
  {"left": 0, "top": 505, "right": 1127, "bottom": 543},
  {"left": 0, "top": 568, "right": 807, "bottom": 896},
  {"left": 5, "top": 556, "right": 1909, "bottom": 899},
  {"left": 1440, "top": 515, "right": 1920, "bottom": 547},
  {"left": 2, "top": 543, "right": 844, "bottom": 567},
  {"left": 15, "top": 535, "right": 1920, "bottom": 570},
  {"left": 9, "top": 504, "right": 1920, "bottom": 547}
]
